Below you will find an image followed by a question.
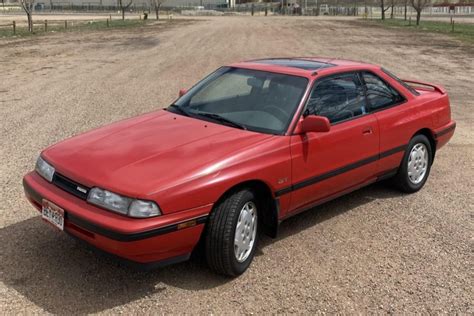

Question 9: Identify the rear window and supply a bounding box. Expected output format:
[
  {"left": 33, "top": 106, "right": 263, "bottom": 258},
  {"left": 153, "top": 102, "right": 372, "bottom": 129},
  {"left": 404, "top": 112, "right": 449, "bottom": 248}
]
[{"left": 381, "top": 68, "right": 420, "bottom": 96}]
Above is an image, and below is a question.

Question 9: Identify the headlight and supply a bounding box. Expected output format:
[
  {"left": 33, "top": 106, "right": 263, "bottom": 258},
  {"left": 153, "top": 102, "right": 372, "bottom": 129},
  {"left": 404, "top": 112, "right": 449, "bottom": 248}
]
[
  {"left": 129, "top": 200, "right": 161, "bottom": 218},
  {"left": 88, "top": 187, "right": 132, "bottom": 215},
  {"left": 87, "top": 187, "right": 161, "bottom": 218},
  {"left": 35, "top": 156, "right": 55, "bottom": 182}
]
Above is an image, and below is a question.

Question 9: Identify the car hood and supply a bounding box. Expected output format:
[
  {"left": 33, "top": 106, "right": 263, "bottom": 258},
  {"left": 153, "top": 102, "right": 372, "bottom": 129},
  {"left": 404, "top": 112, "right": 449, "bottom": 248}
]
[{"left": 43, "top": 110, "right": 273, "bottom": 197}]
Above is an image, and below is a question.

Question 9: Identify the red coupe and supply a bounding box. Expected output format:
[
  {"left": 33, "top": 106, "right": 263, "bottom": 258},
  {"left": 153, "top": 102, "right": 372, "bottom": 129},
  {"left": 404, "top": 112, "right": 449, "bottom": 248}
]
[{"left": 23, "top": 58, "right": 455, "bottom": 276}]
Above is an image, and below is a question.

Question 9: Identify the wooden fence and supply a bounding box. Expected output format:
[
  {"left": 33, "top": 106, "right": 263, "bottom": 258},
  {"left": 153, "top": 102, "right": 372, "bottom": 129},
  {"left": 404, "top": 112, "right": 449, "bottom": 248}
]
[
  {"left": 0, "top": 14, "right": 172, "bottom": 36},
  {"left": 0, "top": 21, "right": 15, "bottom": 34}
]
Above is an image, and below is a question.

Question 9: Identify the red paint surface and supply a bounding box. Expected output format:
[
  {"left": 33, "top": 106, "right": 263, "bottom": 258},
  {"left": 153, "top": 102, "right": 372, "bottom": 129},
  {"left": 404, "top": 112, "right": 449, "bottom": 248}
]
[{"left": 23, "top": 58, "right": 455, "bottom": 265}]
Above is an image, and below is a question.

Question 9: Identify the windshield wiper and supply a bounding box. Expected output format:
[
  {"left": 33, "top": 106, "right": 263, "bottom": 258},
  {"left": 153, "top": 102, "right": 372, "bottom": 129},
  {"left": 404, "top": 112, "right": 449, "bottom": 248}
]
[
  {"left": 195, "top": 112, "right": 247, "bottom": 130},
  {"left": 167, "top": 104, "right": 190, "bottom": 117}
]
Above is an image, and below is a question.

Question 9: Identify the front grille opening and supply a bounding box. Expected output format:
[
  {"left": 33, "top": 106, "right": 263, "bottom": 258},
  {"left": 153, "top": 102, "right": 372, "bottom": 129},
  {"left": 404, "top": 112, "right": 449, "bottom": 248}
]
[{"left": 52, "top": 173, "right": 89, "bottom": 200}]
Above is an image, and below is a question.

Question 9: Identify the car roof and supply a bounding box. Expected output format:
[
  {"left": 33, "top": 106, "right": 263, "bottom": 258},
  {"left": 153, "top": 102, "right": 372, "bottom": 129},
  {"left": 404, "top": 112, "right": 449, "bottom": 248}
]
[{"left": 229, "top": 57, "right": 379, "bottom": 78}]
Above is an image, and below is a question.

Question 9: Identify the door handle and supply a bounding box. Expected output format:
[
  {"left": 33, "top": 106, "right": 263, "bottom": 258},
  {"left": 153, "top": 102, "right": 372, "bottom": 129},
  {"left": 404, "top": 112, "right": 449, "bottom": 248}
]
[{"left": 362, "top": 127, "right": 373, "bottom": 135}]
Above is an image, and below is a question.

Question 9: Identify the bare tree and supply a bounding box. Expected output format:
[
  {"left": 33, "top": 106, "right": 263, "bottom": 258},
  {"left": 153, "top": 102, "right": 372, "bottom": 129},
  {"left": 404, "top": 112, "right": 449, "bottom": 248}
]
[
  {"left": 19, "top": 0, "right": 34, "bottom": 32},
  {"left": 404, "top": 0, "right": 408, "bottom": 20},
  {"left": 149, "top": 0, "right": 164, "bottom": 20},
  {"left": 380, "top": 0, "right": 391, "bottom": 20},
  {"left": 411, "top": 0, "right": 431, "bottom": 25},
  {"left": 118, "top": 0, "right": 133, "bottom": 20},
  {"left": 390, "top": 0, "right": 404, "bottom": 19}
]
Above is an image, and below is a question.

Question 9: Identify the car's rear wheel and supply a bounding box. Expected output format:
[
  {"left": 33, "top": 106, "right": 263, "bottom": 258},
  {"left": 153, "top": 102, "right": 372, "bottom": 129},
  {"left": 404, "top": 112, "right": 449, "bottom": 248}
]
[
  {"left": 205, "top": 188, "right": 258, "bottom": 276},
  {"left": 393, "top": 134, "right": 432, "bottom": 193}
]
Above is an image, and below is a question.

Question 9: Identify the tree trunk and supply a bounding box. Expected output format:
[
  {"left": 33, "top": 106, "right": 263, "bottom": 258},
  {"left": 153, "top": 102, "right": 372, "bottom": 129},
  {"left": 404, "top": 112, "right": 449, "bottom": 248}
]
[
  {"left": 390, "top": 5, "right": 394, "bottom": 18},
  {"left": 404, "top": 1, "right": 407, "bottom": 20},
  {"left": 155, "top": 4, "right": 160, "bottom": 20},
  {"left": 416, "top": 10, "right": 420, "bottom": 25},
  {"left": 20, "top": 1, "right": 34, "bottom": 32},
  {"left": 121, "top": 8, "right": 125, "bottom": 20},
  {"left": 27, "top": 11, "right": 33, "bottom": 32},
  {"left": 381, "top": 0, "right": 385, "bottom": 20}
]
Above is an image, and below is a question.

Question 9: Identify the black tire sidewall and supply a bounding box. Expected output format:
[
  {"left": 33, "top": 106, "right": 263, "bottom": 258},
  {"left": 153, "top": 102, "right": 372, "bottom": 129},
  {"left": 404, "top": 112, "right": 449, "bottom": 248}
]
[
  {"left": 227, "top": 190, "right": 259, "bottom": 275},
  {"left": 398, "top": 135, "right": 432, "bottom": 192},
  {"left": 205, "top": 188, "right": 260, "bottom": 276}
]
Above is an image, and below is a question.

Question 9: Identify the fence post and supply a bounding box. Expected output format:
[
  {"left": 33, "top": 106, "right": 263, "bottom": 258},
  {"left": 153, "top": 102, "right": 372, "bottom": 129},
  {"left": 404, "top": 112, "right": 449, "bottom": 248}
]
[
  {"left": 65, "top": 20, "right": 67, "bottom": 29},
  {"left": 452, "top": 20, "right": 454, "bottom": 32},
  {"left": 265, "top": 6, "right": 268, "bottom": 16},
  {"left": 106, "top": 18, "right": 109, "bottom": 27},
  {"left": 251, "top": 4, "right": 254, "bottom": 16},
  {"left": 409, "top": 16, "right": 411, "bottom": 26},
  {"left": 44, "top": 20, "right": 47, "bottom": 32},
  {"left": 12, "top": 21, "right": 16, "bottom": 35}
]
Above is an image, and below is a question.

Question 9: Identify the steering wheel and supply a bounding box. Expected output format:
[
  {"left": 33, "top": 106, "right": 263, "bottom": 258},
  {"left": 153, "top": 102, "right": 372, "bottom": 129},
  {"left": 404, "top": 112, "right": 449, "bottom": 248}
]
[{"left": 262, "top": 105, "right": 288, "bottom": 123}]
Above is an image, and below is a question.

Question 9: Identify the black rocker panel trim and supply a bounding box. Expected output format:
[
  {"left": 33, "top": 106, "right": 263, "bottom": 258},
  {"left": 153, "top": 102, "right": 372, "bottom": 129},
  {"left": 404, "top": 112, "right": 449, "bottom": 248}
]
[
  {"left": 434, "top": 123, "right": 456, "bottom": 139},
  {"left": 275, "top": 144, "right": 407, "bottom": 197}
]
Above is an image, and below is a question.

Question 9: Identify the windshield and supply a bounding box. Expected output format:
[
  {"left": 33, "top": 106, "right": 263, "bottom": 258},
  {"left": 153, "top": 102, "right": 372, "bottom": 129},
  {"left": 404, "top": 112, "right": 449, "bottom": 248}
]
[{"left": 171, "top": 67, "right": 308, "bottom": 135}]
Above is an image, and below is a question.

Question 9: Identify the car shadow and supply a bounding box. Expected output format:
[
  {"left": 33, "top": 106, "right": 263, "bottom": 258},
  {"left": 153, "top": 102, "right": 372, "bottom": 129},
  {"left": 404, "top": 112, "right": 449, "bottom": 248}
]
[
  {"left": 258, "top": 182, "right": 402, "bottom": 251},
  {"left": 0, "top": 182, "right": 402, "bottom": 314}
]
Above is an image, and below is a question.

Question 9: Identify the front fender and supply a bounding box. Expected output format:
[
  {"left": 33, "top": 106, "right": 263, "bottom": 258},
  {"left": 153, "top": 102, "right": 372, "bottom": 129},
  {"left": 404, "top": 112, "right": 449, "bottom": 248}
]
[{"left": 149, "top": 136, "right": 292, "bottom": 215}]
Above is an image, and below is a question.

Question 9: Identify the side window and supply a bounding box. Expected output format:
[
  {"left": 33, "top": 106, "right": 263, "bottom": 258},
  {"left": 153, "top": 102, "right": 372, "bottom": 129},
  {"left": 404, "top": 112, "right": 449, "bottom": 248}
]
[
  {"left": 307, "top": 73, "right": 367, "bottom": 124},
  {"left": 362, "top": 72, "right": 403, "bottom": 111}
]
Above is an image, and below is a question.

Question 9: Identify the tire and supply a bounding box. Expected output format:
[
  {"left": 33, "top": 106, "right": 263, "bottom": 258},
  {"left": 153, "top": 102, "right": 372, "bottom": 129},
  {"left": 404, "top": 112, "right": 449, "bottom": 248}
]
[
  {"left": 205, "top": 188, "right": 259, "bottom": 277},
  {"left": 393, "top": 134, "right": 433, "bottom": 193}
]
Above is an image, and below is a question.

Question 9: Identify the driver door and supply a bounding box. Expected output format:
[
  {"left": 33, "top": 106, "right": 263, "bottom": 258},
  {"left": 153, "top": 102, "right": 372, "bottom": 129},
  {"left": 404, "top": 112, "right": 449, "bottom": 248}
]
[{"left": 288, "top": 72, "right": 380, "bottom": 212}]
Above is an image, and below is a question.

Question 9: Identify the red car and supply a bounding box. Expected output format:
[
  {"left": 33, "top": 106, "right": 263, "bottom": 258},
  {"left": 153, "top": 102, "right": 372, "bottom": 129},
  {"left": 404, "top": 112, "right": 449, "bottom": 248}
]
[{"left": 23, "top": 58, "right": 455, "bottom": 276}]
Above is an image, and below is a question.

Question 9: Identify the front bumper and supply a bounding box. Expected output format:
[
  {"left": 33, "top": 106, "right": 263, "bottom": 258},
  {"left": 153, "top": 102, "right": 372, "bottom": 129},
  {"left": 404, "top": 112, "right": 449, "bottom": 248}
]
[{"left": 23, "top": 172, "right": 211, "bottom": 266}]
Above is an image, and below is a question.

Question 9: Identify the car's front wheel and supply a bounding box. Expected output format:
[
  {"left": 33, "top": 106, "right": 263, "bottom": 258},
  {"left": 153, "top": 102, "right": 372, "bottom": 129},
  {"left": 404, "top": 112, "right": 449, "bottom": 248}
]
[
  {"left": 393, "top": 134, "right": 433, "bottom": 193},
  {"left": 205, "top": 188, "right": 258, "bottom": 276}
]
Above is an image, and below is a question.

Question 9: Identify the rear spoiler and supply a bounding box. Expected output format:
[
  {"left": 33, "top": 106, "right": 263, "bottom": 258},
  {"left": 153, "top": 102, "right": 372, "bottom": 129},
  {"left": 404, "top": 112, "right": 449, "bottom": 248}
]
[{"left": 402, "top": 79, "right": 447, "bottom": 95}]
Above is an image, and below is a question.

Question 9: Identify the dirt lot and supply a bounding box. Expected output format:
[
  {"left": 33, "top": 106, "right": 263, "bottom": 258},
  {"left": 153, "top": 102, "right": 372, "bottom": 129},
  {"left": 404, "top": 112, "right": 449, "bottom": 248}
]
[{"left": 0, "top": 16, "right": 473, "bottom": 314}]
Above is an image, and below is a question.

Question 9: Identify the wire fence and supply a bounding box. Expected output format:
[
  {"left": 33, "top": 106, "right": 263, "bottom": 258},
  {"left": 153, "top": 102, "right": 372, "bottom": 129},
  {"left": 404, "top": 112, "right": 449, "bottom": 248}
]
[{"left": 1, "top": 2, "right": 473, "bottom": 16}]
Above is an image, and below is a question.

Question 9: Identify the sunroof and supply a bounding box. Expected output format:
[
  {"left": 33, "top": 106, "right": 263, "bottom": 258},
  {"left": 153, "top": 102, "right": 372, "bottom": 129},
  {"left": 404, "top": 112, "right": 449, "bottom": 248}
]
[{"left": 253, "top": 58, "right": 334, "bottom": 70}]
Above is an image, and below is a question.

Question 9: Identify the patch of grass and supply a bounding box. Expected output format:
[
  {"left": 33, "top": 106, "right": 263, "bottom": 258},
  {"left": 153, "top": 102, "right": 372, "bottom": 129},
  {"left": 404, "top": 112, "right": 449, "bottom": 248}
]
[
  {"left": 365, "top": 18, "right": 474, "bottom": 44},
  {"left": 0, "top": 18, "right": 150, "bottom": 39}
]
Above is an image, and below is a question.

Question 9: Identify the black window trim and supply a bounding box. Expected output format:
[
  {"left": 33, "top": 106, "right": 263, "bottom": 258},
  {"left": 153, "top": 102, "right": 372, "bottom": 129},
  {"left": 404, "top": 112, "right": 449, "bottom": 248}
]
[
  {"left": 360, "top": 70, "right": 408, "bottom": 114},
  {"left": 381, "top": 67, "right": 420, "bottom": 96},
  {"left": 249, "top": 58, "right": 336, "bottom": 71},
  {"left": 296, "top": 69, "right": 411, "bottom": 130},
  {"left": 299, "top": 70, "right": 372, "bottom": 127},
  {"left": 290, "top": 69, "right": 413, "bottom": 135}
]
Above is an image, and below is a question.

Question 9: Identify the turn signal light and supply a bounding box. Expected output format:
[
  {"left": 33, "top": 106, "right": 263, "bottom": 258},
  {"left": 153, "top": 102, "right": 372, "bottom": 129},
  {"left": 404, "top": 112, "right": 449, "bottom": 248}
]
[{"left": 177, "top": 220, "right": 197, "bottom": 230}]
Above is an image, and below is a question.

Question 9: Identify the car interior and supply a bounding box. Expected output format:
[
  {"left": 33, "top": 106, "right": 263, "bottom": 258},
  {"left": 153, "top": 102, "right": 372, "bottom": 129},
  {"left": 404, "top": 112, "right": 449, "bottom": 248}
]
[
  {"left": 184, "top": 69, "right": 308, "bottom": 133},
  {"left": 306, "top": 74, "right": 367, "bottom": 123}
]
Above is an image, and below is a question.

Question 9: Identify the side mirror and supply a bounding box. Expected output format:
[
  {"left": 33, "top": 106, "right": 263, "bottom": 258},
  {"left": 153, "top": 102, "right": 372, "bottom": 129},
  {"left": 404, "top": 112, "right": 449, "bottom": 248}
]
[
  {"left": 296, "top": 115, "right": 331, "bottom": 134},
  {"left": 178, "top": 89, "right": 187, "bottom": 97}
]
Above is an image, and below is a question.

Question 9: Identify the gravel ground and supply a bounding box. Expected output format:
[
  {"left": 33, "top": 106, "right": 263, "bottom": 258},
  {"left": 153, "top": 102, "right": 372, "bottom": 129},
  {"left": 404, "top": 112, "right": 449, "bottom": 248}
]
[{"left": 0, "top": 16, "right": 473, "bottom": 314}]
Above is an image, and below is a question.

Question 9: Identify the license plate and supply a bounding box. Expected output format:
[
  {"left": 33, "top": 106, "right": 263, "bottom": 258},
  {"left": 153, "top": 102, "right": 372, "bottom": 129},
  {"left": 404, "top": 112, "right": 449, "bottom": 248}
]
[{"left": 42, "top": 199, "right": 64, "bottom": 231}]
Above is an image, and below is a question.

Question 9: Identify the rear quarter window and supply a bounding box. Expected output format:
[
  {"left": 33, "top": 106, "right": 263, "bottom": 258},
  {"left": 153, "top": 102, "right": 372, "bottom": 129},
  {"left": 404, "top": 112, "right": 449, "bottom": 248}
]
[
  {"left": 362, "top": 72, "right": 405, "bottom": 111},
  {"left": 381, "top": 68, "right": 420, "bottom": 96}
]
